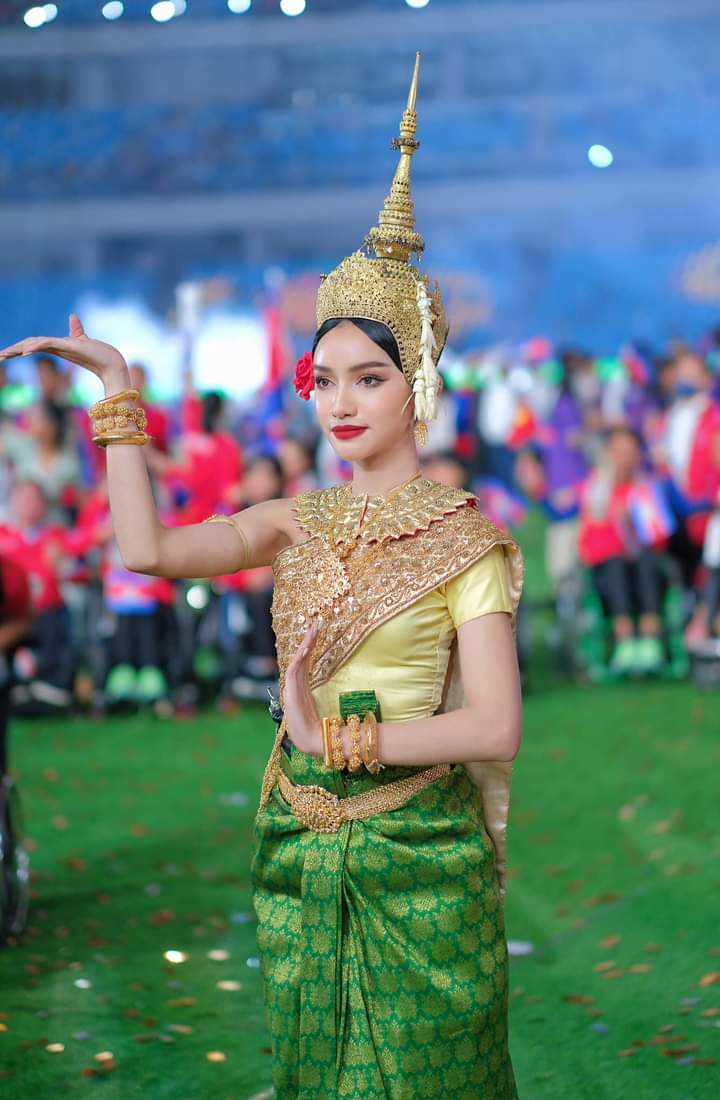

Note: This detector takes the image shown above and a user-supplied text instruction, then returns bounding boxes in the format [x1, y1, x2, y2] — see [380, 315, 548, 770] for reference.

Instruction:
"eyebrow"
[313, 361, 391, 374]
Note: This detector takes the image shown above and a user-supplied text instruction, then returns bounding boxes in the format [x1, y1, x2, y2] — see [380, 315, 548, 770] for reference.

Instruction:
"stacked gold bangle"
[361, 710, 382, 776]
[347, 714, 363, 773]
[321, 711, 382, 775]
[89, 388, 152, 447]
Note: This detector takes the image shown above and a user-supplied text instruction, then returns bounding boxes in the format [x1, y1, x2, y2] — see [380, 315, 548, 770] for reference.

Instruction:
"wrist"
[308, 718, 324, 759]
[102, 367, 133, 399]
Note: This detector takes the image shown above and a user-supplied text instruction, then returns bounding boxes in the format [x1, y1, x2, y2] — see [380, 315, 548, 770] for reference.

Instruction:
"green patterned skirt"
[250, 744, 519, 1099]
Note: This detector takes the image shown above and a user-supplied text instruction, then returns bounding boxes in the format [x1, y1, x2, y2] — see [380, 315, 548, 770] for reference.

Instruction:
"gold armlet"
[203, 514, 251, 569]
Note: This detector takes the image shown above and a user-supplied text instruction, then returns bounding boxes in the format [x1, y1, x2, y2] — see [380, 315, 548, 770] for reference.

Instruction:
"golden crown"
[315, 52, 449, 423]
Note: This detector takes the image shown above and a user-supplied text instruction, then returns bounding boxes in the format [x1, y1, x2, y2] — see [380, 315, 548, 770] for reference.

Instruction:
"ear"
[436, 373, 445, 396]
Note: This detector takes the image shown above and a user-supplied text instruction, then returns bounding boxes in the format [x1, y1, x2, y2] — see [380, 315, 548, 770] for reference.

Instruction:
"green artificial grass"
[2, 682, 718, 1099]
[1, 508, 718, 1097]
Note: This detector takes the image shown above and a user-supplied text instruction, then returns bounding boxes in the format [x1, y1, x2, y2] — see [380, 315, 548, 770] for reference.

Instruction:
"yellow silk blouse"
[311, 543, 514, 724]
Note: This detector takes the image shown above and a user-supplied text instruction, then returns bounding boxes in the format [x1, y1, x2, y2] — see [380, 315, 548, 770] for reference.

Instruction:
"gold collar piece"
[293, 475, 475, 553]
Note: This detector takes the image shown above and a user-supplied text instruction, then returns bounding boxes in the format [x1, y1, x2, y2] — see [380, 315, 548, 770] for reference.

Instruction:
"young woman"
[0, 55, 524, 1099]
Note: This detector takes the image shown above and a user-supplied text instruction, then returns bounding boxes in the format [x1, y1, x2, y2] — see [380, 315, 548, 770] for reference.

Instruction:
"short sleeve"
[443, 544, 514, 629]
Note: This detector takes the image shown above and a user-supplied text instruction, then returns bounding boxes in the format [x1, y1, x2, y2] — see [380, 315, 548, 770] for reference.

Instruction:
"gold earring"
[414, 420, 428, 447]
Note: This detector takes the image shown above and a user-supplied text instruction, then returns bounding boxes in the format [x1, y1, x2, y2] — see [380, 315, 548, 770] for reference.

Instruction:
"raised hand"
[0, 313, 127, 384]
[281, 617, 323, 756]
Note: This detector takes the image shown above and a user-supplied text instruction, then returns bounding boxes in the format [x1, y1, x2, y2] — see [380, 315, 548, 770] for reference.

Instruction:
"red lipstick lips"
[331, 426, 368, 439]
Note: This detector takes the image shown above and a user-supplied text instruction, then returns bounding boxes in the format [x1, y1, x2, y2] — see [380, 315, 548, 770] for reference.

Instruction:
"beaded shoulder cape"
[260, 475, 525, 896]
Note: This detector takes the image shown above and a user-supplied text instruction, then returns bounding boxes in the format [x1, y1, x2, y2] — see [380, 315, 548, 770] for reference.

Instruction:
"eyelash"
[314, 375, 383, 388]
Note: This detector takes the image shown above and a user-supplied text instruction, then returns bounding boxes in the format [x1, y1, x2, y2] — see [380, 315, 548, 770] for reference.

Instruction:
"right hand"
[0, 313, 127, 384]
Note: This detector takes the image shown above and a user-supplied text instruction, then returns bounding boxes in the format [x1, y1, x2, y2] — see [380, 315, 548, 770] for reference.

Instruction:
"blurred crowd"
[2, 325, 720, 723]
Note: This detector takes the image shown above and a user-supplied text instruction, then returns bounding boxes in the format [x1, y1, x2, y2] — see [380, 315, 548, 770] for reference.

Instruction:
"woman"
[0, 398, 81, 523]
[0, 55, 524, 1098]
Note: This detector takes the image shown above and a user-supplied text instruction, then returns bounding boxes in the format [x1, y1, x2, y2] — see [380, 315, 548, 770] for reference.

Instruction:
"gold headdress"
[315, 52, 449, 425]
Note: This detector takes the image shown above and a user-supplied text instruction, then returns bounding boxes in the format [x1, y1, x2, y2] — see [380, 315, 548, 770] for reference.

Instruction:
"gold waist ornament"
[277, 763, 451, 834]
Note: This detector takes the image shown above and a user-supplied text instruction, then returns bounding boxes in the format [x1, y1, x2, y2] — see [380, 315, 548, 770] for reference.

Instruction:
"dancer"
[0, 54, 524, 1099]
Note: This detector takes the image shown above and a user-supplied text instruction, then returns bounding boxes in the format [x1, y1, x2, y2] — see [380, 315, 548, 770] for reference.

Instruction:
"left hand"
[282, 617, 323, 756]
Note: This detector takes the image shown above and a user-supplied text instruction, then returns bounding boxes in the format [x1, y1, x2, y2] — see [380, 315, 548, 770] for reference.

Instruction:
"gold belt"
[277, 763, 451, 834]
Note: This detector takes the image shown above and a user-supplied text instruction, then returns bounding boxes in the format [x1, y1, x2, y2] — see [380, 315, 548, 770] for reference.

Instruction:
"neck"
[349, 464, 423, 498]
[348, 439, 423, 498]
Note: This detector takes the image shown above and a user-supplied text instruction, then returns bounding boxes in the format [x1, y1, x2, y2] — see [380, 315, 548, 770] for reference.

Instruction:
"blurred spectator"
[0, 482, 76, 709]
[0, 399, 82, 523]
[653, 351, 720, 645]
[579, 426, 672, 674]
[157, 390, 244, 523]
[129, 361, 170, 454]
[0, 552, 32, 775]
[35, 355, 71, 407]
[276, 436, 318, 496]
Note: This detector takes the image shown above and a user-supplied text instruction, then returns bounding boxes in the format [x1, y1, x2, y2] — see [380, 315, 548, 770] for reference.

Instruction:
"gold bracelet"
[347, 713, 363, 773]
[362, 711, 383, 775]
[93, 431, 152, 448]
[91, 406, 148, 434]
[329, 715, 346, 771]
[321, 717, 334, 768]
[89, 388, 141, 416]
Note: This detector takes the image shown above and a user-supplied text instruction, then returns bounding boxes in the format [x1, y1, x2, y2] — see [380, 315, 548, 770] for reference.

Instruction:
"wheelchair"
[549, 560, 688, 683]
[0, 672, 30, 946]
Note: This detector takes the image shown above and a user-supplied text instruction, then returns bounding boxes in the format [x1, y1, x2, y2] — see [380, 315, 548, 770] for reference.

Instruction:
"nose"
[330, 380, 357, 420]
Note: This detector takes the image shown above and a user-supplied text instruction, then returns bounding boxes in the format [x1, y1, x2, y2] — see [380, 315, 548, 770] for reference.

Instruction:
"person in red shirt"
[153, 391, 244, 525]
[0, 480, 100, 708]
[211, 454, 284, 704]
[578, 426, 672, 674]
[0, 553, 32, 775]
[128, 362, 169, 454]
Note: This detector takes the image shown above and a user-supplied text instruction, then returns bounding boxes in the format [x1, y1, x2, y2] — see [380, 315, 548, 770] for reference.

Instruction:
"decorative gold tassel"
[414, 420, 428, 447]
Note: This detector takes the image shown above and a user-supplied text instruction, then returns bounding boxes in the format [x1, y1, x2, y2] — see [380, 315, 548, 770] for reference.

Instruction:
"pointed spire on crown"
[366, 51, 425, 262]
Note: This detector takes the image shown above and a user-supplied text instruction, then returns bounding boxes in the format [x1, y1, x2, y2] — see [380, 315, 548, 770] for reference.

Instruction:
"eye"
[358, 374, 383, 386]
[314, 375, 330, 388]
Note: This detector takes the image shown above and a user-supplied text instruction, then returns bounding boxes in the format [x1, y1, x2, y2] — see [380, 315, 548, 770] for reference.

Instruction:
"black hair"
[35, 354, 61, 374]
[311, 318, 403, 373]
[39, 399, 69, 448]
[201, 391, 224, 434]
[249, 452, 284, 482]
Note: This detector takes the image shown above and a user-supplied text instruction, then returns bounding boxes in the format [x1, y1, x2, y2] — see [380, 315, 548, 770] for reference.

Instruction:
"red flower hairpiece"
[293, 351, 315, 400]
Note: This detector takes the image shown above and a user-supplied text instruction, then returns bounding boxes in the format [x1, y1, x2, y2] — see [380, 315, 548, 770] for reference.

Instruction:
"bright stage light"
[228, 0, 251, 11]
[23, 6, 47, 27]
[405, 0, 430, 8]
[173, 0, 187, 13]
[102, 0, 124, 18]
[280, 0, 306, 15]
[588, 144, 613, 168]
[150, 1, 176, 22]
[43, 3, 58, 20]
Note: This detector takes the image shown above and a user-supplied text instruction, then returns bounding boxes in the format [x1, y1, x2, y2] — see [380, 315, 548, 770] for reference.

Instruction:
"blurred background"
[1, 4, 719, 1096]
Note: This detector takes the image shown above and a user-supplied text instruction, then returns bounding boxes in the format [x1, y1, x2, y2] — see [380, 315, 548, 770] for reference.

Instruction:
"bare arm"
[0, 617, 32, 654]
[102, 372, 298, 576]
[0, 315, 295, 579]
